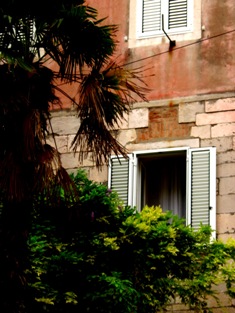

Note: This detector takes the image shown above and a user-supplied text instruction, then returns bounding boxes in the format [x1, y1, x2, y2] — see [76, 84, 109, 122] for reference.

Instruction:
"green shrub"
[28, 170, 235, 313]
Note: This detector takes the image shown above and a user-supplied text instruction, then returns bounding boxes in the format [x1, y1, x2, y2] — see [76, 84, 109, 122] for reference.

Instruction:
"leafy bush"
[28, 170, 235, 313]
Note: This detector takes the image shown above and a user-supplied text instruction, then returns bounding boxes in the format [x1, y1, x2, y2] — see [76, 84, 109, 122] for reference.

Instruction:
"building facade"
[49, 1, 235, 310]
[50, 0, 235, 241]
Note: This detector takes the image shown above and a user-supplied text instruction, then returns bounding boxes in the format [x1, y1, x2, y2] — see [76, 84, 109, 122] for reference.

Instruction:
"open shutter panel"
[168, 0, 188, 29]
[190, 150, 211, 230]
[142, 0, 161, 33]
[109, 157, 130, 206]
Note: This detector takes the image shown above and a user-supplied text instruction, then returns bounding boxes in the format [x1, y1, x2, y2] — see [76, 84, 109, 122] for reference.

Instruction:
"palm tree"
[0, 0, 148, 311]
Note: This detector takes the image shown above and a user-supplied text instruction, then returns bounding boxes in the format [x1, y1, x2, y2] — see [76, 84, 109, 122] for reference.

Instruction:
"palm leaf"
[72, 60, 149, 166]
[0, 0, 150, 196]
[44, 4, 117, 79]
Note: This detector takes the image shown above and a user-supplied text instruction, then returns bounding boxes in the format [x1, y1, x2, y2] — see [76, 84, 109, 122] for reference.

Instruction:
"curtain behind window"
[142, 155, 186, 219]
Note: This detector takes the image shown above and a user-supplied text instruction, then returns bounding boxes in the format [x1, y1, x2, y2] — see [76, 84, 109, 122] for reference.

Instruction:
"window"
[128, 0, 201, 48]
[108, 147, 216, 236]
[137, 0, 193, 38]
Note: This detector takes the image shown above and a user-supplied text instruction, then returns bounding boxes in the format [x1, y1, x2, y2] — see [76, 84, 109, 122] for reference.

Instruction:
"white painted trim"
[209, 147, 217, 239]
[186, 148, 191, 226]
[133, 147, 189, 156]
[128, 154, 135, 207]
[107, 158, 112, 189]
[132, 153, 138, 209]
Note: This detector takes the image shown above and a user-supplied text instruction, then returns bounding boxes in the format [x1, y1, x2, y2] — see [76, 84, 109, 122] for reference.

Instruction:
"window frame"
[108, 147, 216, 238]
[128, 0, 201, 48]
[132, 147, 188, 212]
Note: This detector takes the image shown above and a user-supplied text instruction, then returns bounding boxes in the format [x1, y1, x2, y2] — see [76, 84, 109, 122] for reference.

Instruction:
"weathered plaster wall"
[85, 0, 235, 100]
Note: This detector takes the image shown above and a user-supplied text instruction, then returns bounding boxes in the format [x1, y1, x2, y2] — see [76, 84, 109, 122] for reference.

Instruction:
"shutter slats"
[110, 157, 129, 205]
[142, 0, 161, 33]
[169, 0, 188, 29]
[141, 0, 189, 35]
[191, 151, 210, 230]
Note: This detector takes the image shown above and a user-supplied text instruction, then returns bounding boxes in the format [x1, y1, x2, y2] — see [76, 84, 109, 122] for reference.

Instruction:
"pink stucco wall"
[89, 0, 235, 100]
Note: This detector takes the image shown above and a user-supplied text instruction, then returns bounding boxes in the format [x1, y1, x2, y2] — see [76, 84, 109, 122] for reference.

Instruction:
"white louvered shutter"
[142, 0, 162, 33]
[189, 148, 216, 233]
[168, 0, 188, 29]
[108, 156, 132, 206]
[139, 0, 192, 37]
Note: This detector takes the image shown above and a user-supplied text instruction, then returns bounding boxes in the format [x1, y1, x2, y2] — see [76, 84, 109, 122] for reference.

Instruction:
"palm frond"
[34, 144, 78, 202]
[44, 4, 117, 79]
[0, 143, 77, 203]
[0, 153, 30, 202]
[72, 60, 150, 166]
[0, 2, 117, 78]
[0, 0, 150, 199]
[0, 62, 69, 202]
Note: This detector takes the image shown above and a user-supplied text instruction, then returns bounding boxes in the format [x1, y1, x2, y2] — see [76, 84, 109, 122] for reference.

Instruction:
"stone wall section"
[49, 92, 235, 312]
[49, 92, 235, 241]
[189, 96, 235, 241]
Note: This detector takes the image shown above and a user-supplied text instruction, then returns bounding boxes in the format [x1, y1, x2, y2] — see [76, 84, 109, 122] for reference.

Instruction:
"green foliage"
[28, 170, 235, 313]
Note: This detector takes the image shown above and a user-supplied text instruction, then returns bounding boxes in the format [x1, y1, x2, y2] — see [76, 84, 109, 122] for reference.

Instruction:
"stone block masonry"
[49, 92, 235, 241]
[49, 92, 235, 313]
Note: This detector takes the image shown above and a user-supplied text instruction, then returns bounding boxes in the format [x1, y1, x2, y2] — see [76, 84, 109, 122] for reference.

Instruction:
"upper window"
[108, 147, 216, 237]
[128, 0, 201, 48]
[138, 0, 193, 38]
